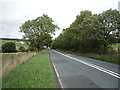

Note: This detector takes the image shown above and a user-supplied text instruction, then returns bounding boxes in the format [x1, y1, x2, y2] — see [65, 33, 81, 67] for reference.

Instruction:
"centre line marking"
[53, 50, 120, 79]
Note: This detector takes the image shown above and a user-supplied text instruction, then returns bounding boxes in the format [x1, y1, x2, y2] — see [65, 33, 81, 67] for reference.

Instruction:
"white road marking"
[52, 50, 120, 79]
[51, 58, 64, 88]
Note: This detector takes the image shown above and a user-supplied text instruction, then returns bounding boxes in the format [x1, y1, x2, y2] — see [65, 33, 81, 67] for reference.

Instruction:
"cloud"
[0, 0, 119, 39]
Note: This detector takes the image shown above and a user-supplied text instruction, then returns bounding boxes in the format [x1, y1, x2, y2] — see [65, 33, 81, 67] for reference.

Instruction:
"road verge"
[2, 50, 56, 88]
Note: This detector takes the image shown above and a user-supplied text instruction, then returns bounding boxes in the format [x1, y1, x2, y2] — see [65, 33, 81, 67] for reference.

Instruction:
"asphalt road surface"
[49, 50, 120, 88]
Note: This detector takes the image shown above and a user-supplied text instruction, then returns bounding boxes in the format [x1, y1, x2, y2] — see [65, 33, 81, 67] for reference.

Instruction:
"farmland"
[0, 40, 29, 51]
[1, 39, 57, 88]
[1, 6, 120, 88]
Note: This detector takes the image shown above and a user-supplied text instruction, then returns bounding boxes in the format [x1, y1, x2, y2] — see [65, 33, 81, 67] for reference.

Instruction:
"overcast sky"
[0, 0, 119, 39]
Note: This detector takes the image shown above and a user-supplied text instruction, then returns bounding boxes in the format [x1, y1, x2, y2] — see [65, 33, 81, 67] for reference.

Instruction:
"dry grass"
[2, 52, 38, 77]
[2, 50, 56, 88]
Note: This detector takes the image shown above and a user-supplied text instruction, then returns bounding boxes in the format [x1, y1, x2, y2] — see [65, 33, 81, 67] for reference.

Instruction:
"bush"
[2, 42, 16, 53]
[25, 48, 29, 52]
[29, 46, 38, 51]
[19, 46, 25, 52]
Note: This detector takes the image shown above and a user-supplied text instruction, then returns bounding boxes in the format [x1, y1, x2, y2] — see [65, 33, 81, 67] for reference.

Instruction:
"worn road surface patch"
[61, 75, 100, 88]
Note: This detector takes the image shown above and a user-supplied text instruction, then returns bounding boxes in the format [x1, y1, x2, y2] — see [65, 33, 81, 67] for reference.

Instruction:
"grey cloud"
[0, 0, 118, 39]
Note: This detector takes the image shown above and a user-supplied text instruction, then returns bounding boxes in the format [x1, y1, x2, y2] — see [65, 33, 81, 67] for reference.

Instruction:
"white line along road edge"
[51, 57, 64, 88]
[52, 50, 120, 79]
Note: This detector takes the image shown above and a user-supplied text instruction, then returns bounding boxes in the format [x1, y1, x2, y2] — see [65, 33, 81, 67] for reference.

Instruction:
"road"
[49, 50, 120, 88]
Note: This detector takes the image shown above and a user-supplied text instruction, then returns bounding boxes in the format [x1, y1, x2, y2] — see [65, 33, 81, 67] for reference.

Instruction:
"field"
[0, 40, 29, 51]
[0, 40, 16, 46]
[2, 50, 56, 88]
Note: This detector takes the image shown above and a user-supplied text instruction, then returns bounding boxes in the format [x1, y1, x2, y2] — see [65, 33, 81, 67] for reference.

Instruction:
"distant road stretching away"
[49, 50, 120, 88]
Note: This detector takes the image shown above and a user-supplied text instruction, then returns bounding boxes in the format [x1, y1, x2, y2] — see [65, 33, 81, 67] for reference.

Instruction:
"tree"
[99, 9, 120, 45]
[70, 10, 92, 30]
[20, 14, 59, 51]
[51, 10, 92, 51]
[52, 9, 120, 54]
[19, 46, 25, 52]
[2, 42, 16, 53]
[78, 15, 105, 53]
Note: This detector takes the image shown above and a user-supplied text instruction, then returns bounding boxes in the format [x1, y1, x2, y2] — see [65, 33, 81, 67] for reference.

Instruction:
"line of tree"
[51, 9, 120, 54]
[0, 38, 19, 40]
[20, 14, 59, 51]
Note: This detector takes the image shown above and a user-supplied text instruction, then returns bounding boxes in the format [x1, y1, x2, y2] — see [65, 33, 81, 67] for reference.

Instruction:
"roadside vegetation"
[58, 47, 119, 64]
[2, 50, 56, 88]
[1, 9, 119, 88]
[51, 9, 120, 64]
[111, 43, 120, 50]
[20, 14, 59, 51]
[0, 40, 16, 45]
[0, 40, 29, 51]
[2, 52, 37, 77]
[1, 14, 59, 88]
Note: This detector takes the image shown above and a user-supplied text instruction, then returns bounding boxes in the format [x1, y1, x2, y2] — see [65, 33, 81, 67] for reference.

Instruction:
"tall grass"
[2, 50, 56, 88]
[2, 52, 37, 76]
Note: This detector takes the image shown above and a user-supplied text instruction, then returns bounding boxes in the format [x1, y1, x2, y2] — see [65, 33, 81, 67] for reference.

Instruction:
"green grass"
[0, 40, 28, 50]
[0, 40, 16, 46]
[16, 43, 29, 50]
[111, 43, 120, 50]
[2, 50, 56, 88]
[57, 49, 119, 64]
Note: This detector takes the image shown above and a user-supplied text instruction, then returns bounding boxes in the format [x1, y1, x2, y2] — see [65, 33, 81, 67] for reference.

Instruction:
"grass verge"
[57, 49, 119, 65]
[2, 50, 56, 88]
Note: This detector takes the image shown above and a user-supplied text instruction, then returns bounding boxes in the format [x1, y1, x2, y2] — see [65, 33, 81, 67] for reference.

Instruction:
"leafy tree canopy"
[20, 14, 59, 51]
[51, 9, 120, 54]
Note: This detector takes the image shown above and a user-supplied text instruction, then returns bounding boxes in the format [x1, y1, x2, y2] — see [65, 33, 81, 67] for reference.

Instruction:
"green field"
[2, 50, 56, 88]
[0, 40, 16, 46]
[0, 40, 28, 51]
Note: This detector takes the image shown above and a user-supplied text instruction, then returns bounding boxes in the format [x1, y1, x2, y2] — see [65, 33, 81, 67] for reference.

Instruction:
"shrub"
[2, 42, 16, 53]
[25, 48, 29, 52]
[29, 46, 38, 51]
[19, 46, 25, 52]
